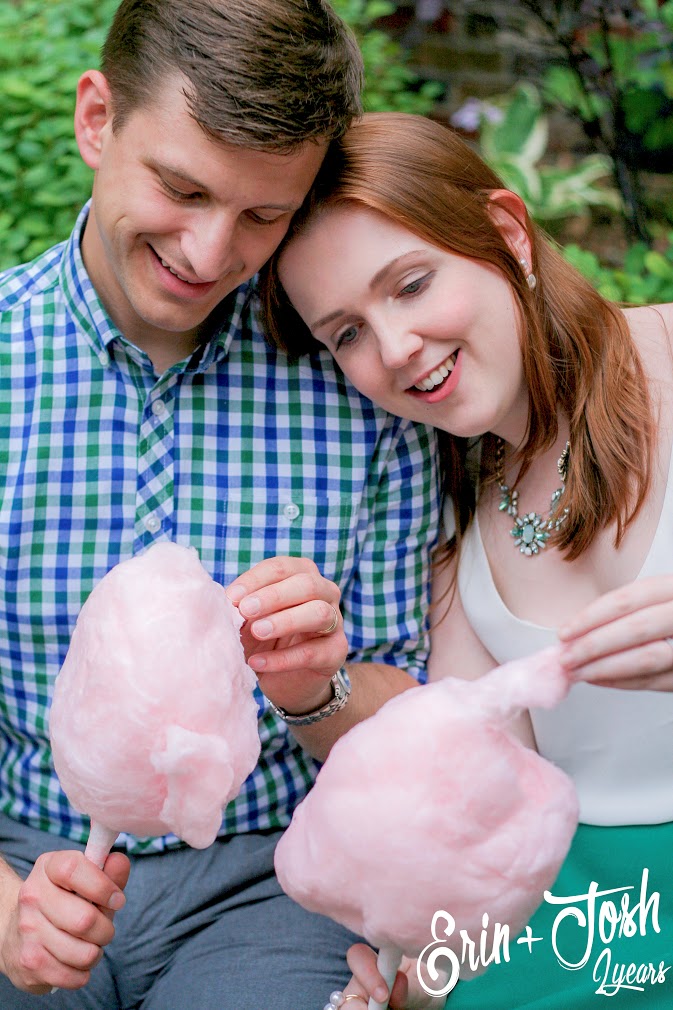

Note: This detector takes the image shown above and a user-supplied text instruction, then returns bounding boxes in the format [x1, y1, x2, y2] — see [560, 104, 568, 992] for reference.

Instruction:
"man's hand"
[0, 849, 129, 993]
[227, 556, 348, 716]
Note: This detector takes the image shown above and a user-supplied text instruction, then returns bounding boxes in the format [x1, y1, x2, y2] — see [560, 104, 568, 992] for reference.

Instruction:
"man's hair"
[101, 0, 363, 151]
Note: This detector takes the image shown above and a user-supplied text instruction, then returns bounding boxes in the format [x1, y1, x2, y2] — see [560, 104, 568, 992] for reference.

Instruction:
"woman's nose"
[377, 327, 424, 370]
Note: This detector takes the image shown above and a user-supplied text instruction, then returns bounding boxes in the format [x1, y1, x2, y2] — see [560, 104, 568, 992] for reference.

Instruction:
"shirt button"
[98, 350, 110, 367]
[152, 399, 167, 416]
[283, 503, 300, 521]
[144, 514, 161, 533]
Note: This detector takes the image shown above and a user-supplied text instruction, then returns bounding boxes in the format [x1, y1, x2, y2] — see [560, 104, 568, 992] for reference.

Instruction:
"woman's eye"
[336, 324, 359, 349]
[399, 274, 430, 297]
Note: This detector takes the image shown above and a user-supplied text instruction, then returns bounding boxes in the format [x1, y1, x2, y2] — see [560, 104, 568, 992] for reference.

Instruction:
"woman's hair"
[259, 112, 654, 559]
[101, 0, 363, 151]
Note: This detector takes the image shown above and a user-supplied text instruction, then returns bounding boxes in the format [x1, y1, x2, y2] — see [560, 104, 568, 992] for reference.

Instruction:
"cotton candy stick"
[84, 821, 120, 870]
[368, 945, 403, 1010]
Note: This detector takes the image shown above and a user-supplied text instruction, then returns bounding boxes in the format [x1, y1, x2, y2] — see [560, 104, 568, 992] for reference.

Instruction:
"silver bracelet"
[267, 667, 351, 726]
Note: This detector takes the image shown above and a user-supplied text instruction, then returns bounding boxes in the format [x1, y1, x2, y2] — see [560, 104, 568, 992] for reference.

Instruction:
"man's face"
[78, 75, 326, 354]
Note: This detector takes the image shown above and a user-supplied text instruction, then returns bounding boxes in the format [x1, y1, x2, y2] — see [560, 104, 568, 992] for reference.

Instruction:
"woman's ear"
[74, 70, 114, 171]
[487, 189, 533, 267]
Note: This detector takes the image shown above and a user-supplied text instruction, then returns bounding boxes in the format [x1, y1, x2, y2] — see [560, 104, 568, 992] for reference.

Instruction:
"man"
[0, 2, 439, 1007]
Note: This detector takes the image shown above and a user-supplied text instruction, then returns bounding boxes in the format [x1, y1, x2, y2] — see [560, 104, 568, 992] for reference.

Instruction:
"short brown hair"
[260, 112, 654, 559]
[101, 0, 363, 150]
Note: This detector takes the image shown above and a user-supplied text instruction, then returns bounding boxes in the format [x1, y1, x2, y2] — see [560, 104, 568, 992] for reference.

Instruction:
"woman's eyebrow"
[369, 251, 423, 291]
[311, 250, 426, 332]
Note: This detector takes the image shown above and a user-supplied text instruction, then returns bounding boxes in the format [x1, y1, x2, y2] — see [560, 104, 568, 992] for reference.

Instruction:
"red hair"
[260, 112, 654, 558]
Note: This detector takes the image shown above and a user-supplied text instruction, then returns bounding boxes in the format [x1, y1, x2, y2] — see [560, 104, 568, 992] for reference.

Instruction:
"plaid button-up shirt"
[0, 204, 440, 854]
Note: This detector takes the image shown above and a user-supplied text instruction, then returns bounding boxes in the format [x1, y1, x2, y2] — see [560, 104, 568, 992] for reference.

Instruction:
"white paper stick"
[84, 821, 119, 869]
[368, 944, 403, 1010]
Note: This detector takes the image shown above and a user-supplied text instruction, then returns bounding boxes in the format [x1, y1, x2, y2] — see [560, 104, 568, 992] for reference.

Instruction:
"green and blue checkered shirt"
[0, 204, 440, 854]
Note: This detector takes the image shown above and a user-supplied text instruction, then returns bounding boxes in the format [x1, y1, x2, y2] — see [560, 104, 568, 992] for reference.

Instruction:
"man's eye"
[247, 211, 285, 226]
[162, 182, 201, 202]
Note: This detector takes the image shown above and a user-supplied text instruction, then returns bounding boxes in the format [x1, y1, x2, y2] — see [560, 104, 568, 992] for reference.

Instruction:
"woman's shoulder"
[623, 301, 673, 344]
[622, 303, 673, 381]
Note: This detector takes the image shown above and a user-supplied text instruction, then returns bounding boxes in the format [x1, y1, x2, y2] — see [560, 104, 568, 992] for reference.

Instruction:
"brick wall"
[378, 1, 557, 110]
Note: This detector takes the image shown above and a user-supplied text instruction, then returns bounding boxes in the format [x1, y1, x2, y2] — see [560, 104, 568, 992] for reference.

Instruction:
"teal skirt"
[444, 821, 673, 1008]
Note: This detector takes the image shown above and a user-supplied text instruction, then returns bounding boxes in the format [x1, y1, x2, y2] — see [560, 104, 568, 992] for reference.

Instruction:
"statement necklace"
[496, 438, 570, 556]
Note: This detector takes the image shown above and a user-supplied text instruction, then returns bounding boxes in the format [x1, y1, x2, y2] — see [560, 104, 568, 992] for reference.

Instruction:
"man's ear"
[487, 189, 533, 267]
[74, 70, 114, 171]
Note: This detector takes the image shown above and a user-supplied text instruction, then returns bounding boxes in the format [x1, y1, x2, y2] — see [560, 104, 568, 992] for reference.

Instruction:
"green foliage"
[511, 0, 673, 240]
[476, 85, 622, 223]
[0, 0, 119, 269]
[0, 0, 441, 271]
[332, 0, 443, 113]
[540, 1, 673, 165]
[563, 234, 673, 304]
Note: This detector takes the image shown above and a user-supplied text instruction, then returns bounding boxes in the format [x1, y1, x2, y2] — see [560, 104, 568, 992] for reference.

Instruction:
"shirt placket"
[135, 377, 177, 551]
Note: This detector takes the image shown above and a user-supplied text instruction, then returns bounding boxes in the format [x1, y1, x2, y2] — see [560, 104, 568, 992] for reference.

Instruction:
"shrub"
[0, 0, 118, 268]
[563, 234, 673, 304]
[470, 84, 622, 223]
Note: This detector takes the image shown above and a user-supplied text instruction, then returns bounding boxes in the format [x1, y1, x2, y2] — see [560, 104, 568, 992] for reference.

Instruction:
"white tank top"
[455, 473, 673, 826]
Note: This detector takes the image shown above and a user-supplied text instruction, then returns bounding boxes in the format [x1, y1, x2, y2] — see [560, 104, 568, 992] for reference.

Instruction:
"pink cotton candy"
[50, 542, 260, 862]
[274, 647, 579, 966]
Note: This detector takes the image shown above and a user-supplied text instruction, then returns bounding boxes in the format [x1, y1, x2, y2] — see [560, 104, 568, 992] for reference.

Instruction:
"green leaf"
[644, 251, 673, 280]
[0, 77, 38, 100]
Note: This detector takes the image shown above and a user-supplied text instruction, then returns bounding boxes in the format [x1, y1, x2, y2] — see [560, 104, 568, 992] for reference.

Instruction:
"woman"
[260, 113, 673, 1008]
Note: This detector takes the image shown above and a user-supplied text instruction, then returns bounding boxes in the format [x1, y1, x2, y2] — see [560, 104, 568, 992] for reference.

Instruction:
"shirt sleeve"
[340, 417, 441, 684]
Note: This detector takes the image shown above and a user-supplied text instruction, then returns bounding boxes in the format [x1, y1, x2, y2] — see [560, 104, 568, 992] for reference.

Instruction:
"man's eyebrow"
[311, 251, 426, 333]
[147, 159, 209, 190]
[148, 159, 299, 210]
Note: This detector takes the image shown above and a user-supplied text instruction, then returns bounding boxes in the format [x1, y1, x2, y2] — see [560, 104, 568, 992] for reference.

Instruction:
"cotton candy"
[274, 648, 578, 968]
[50, 542, 260, 865]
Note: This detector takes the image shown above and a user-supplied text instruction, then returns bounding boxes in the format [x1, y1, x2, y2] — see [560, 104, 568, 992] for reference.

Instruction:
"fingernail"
[374, 985, 388, 1002]
[108, 892, 125, 911]
[250, 655, 266, 670]
[239, 595, 261, 617]
[226, 584, 246, 604]
[253, 619, 273, 639]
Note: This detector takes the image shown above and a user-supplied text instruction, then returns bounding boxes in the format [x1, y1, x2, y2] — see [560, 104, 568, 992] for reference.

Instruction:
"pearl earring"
[519, 256, 537, 291]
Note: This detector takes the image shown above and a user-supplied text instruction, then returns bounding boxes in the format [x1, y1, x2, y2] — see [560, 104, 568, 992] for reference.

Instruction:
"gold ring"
[325, 991, 368, 1008]
[318, 604, 339, 636]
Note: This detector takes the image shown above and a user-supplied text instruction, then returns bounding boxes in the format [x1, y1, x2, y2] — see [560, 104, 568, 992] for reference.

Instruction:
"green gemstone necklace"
[495, 439, 570, 556]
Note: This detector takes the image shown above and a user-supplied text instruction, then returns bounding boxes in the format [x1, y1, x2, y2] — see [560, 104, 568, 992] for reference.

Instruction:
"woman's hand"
[558, 575, 673, 690]
[226, 556, 348, 715]
[342, 944, 447, 1009]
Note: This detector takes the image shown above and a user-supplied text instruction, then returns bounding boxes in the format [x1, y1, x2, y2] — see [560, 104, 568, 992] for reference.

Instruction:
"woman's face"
[278, 205, 530, 444]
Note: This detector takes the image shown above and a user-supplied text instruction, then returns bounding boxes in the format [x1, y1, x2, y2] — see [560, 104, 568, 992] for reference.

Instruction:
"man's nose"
[182, 212, 239, 283]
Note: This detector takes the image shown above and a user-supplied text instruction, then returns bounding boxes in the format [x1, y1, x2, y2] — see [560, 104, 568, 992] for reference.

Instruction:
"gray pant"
[0, 814, 358, 1009]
